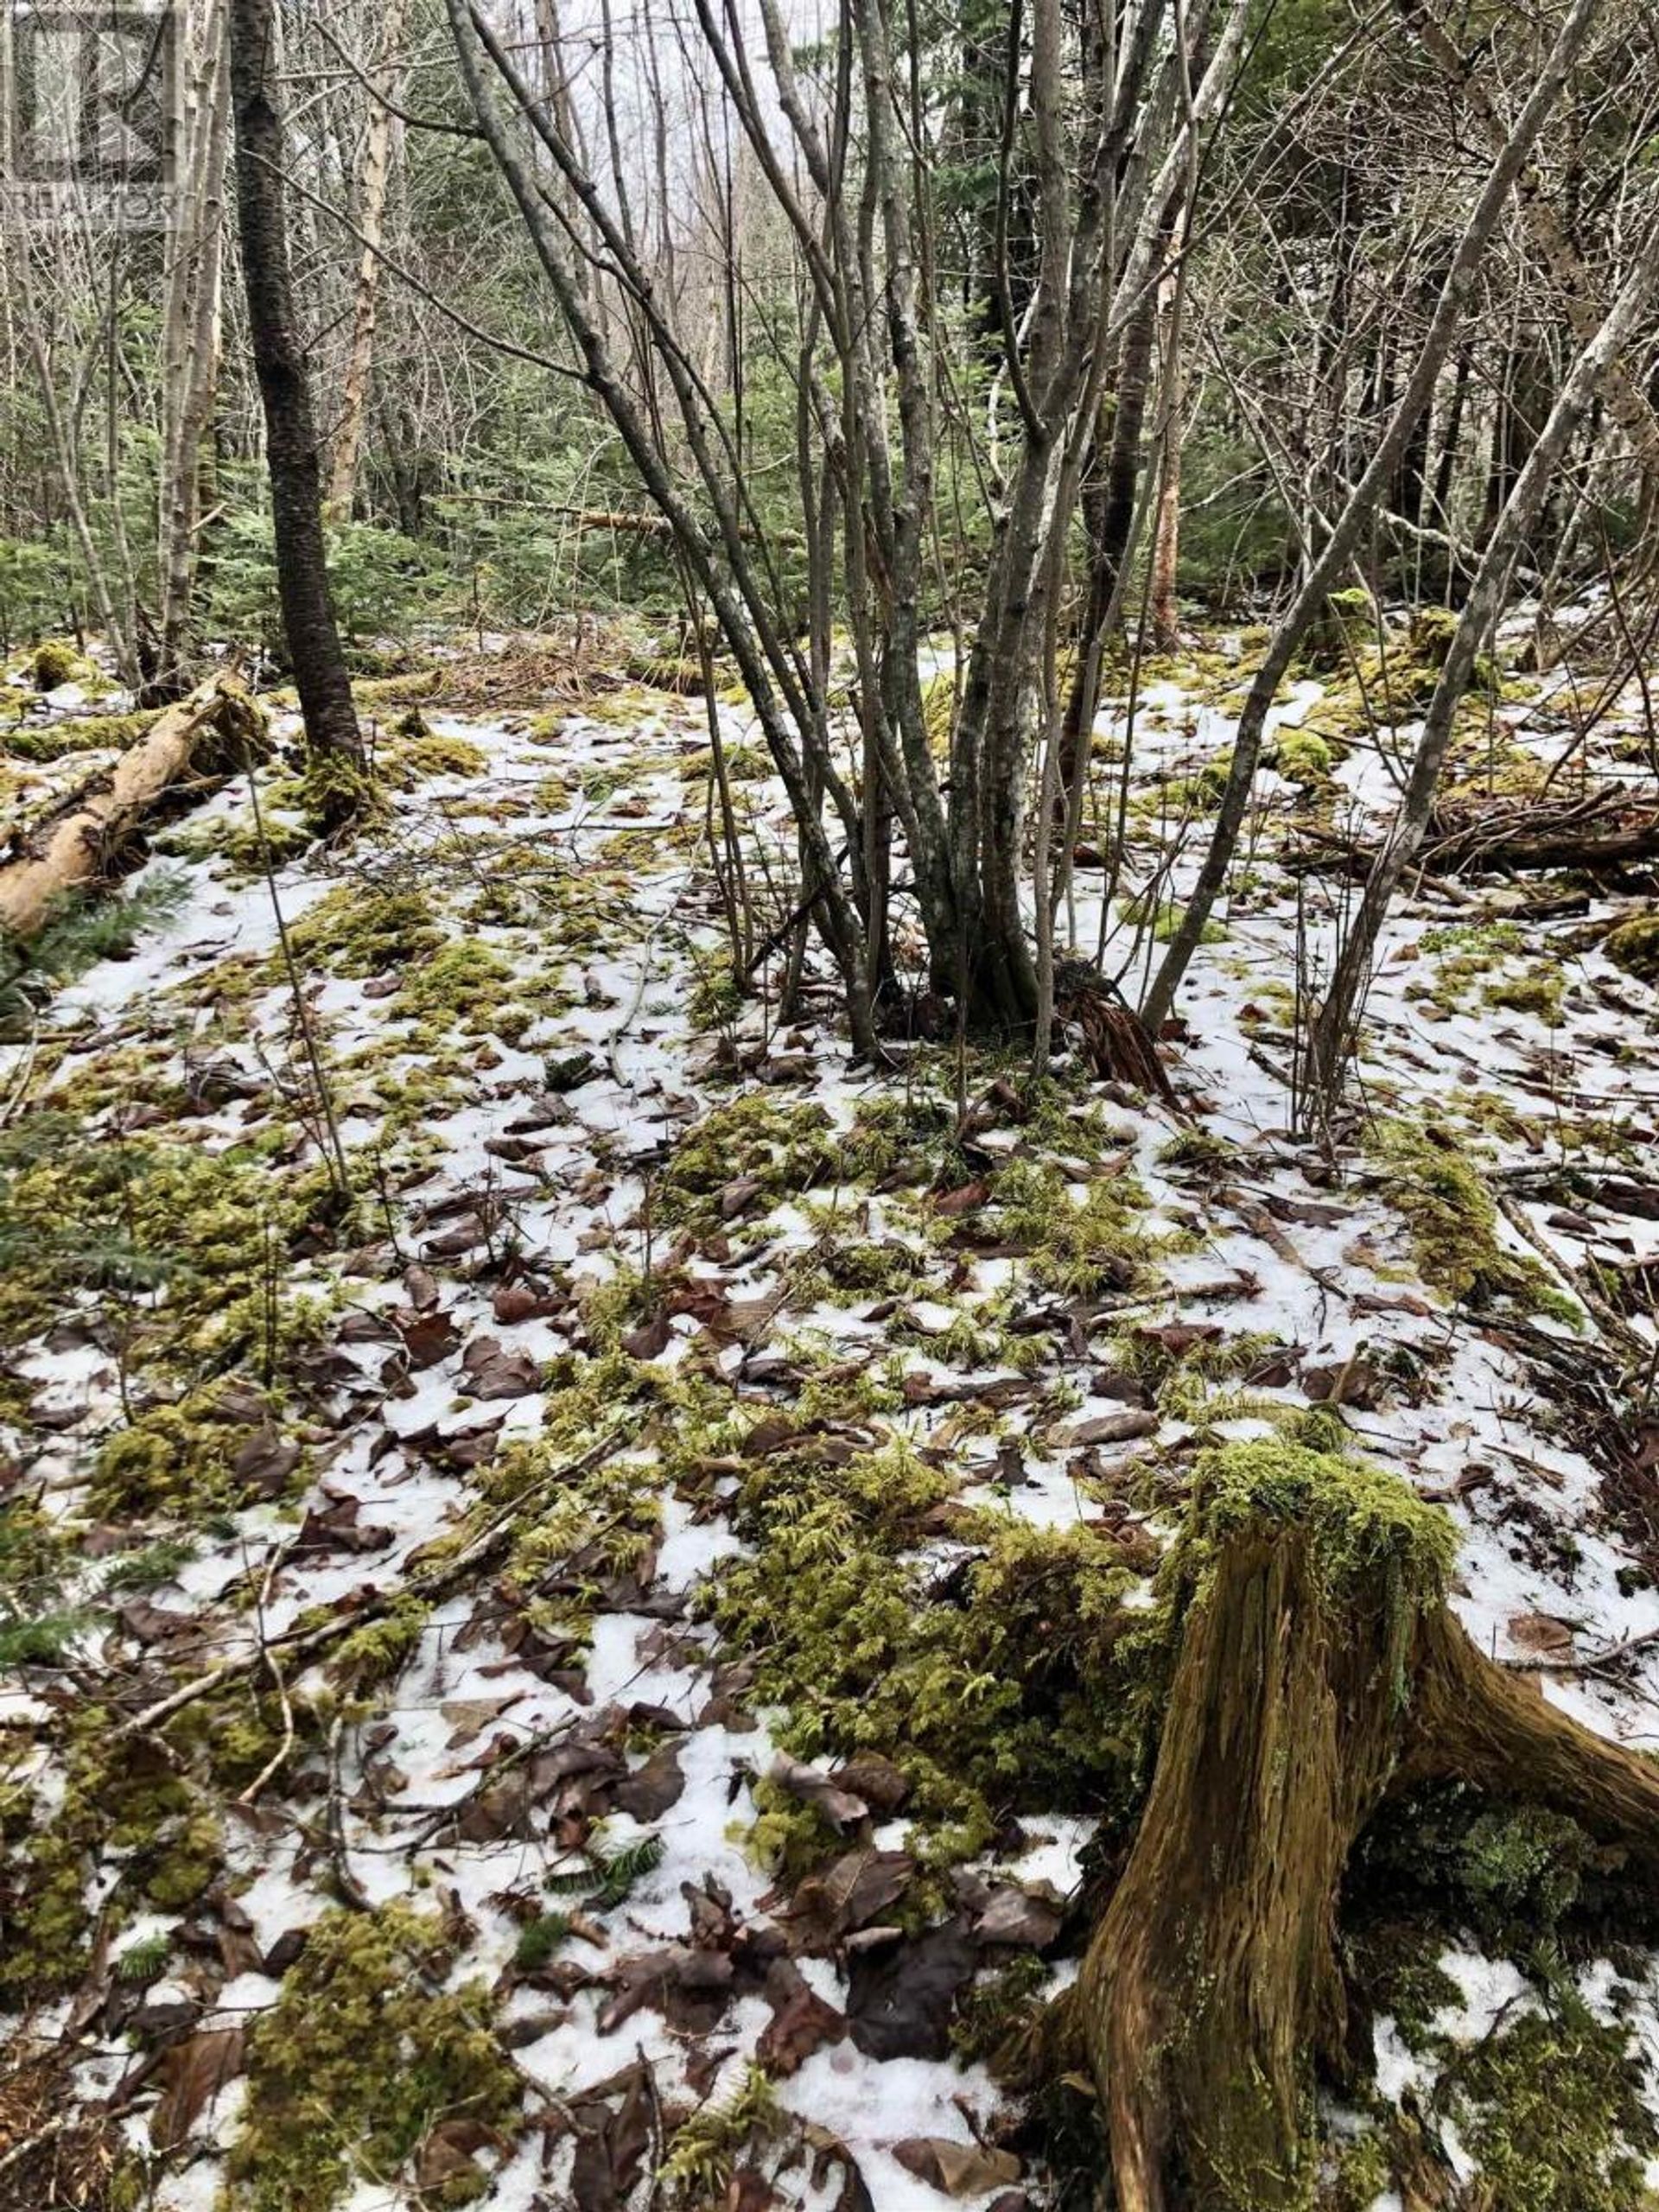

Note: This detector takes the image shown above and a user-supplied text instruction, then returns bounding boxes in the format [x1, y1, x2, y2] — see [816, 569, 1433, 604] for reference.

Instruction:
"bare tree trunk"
[326, 0, 410, 521]
[1147, 266, 1184, 650]
[1141, 0, 1601, 1036]
[1306, 207, 1659, 1100]
[156, 0, 232, 699]
[228, 0, 365, 807]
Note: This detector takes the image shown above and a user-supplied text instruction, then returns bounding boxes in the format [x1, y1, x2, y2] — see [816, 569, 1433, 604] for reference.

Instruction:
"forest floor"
[4, 618, 1659, 2212]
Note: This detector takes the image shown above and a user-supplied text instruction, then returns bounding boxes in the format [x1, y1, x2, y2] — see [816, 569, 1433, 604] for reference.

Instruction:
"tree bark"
[228, 0, 365, 805]
[155, 0, 232, 700]
[1075, 1443, 1659, 2212]
[326, 0, 410, 522]
[1141, 0, 1600, 1035]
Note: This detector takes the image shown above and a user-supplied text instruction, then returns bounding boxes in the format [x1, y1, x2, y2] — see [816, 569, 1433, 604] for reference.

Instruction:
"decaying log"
[1073, 1443, 1659, 2211]
[0, 672, 267, 938]
[1291, 792, 1659, 881]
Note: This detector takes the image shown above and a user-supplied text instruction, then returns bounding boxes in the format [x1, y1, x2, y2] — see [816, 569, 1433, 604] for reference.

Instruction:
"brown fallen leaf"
[149, 2026, 245, 2152]
[1065, 1408, 1160, 1447]
[769, 1752, 868, 1830]
[397, 1306, 461, 1370]
[620, 1311, 673, 1360]
[757, 1958, 848, 2075]
[461, 1336, 544, 1400]
[1507, 1611, 1575, 1659]
[892, 2139, 1021, 2197]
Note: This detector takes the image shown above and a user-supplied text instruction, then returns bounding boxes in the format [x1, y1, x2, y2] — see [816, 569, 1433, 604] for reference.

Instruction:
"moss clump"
[658, 2066, 783, 2204]
[838, 1087, 960, 1185]
[1408, 606, 1459, 665]
[1116, 889, 1226, 944]
[384, 728, 488, 786]
[396, 938, 519, 1036]
[951, 1951, 1052, 2075]
[3, 708, 158, 762]
[90, 1385, 296, 1516]
[1484, 972, 1564, 1023]
[0, 1122, 340, 1382]
[0, 1717, 224, 2001]
[1180, 1440, 1456, 1618]
[1305, 586, 1374, 669]
[330, 1594, 430, 1690]
[706, 1429, 1154, 1860]
[226, 1904, 519, 2212]
[283, 883, 442, 979]
[1370, 1118, 1545, 1309]
[991, 1155, 1156, 1299]
[1275, 729, 1332, 784]
[298, 748, 382, 830]
[657, 1092, 838, 1228]
[1434, 1990, 1657, 2212]
[27, 639, 92, 689]
[1603, 910, 1659, 983]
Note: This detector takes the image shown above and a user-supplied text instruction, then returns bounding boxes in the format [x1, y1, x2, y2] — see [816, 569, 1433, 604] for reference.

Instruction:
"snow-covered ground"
[3, 633, 1658, 2209]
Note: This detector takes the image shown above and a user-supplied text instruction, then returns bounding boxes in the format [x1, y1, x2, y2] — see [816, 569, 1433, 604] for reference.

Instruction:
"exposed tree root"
[1073, 1442, 1659, 2211]
[1053, 959, 1178, 1103]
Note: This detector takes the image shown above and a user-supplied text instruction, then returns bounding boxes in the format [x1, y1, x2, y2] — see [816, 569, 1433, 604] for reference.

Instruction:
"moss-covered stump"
[1071, 1443, 1659, 2212]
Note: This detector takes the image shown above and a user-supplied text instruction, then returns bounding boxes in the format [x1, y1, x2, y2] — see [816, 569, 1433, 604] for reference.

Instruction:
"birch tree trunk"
[1147, 269, 1183, 652]
[155, 0, 232, 699]
[325, 0, 410, 522]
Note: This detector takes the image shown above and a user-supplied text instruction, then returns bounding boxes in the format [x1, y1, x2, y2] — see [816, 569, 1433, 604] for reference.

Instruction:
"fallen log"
[1290, 792, 1659, 880]
[0, 672, 266, 938]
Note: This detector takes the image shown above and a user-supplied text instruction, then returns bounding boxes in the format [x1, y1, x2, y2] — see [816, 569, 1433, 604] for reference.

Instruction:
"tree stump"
[1074, 1442, 1659, 2211]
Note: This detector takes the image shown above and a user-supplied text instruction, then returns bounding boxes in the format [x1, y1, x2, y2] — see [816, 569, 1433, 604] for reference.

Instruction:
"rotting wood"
[0, 672, 267, 938]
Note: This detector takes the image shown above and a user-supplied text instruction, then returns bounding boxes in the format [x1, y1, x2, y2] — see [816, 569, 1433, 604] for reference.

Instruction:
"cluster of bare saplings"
[5, 0, 1659, 2198]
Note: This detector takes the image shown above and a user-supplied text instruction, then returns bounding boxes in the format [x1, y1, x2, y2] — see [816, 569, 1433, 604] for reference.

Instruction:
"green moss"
[705, 1428, 1155, 1861]
[1408, 607, 1459, 665]
[1325, 2130, 1392, 2212]
[28, 639, 92, 689]
[330, 1595, 430, 1691]
[512, 1911, 570, 1970]
[1275, 730, 1332, 784]
[0, 1123, 342, 1383]
[658, 1092, 838, 1228]
[1304, 586, 1375, 670]
[1435, 1991, 1657, 2212]
[299, 748, 382, 829]
[90, 1386, 296, 1516]
[0, 1714, 224, 2002]
[385, 729, 489, 786]
[658, 2066, 782, 2202]
[951, 1952, 1052, 2075]
[1604, 910, 1659, 983]
[990, 1154, 1156, 1299]
[1117, 889, 1226, 944]
[1484, 973, 1565, 1023]
[1370, 1118, 1545, 1309]
[282, 884, 443, 980]
[3, 707, 159, 761]
[1181, 1440, 1456, 1619]
[225, 1904, 519, 2212]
